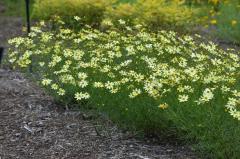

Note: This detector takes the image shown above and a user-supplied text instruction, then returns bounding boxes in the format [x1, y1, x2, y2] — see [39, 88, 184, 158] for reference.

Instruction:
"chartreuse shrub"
[32, 0, 115, 27]
[7, 20, 240, 158]
[104, 0, 197, 32]
[136, 0, 196, 31]
[32, 0, 198, 31]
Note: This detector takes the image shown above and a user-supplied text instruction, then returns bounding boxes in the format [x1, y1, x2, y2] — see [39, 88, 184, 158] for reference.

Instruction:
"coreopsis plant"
[7, 19, 240, 158]
[7, 20, 240, 120]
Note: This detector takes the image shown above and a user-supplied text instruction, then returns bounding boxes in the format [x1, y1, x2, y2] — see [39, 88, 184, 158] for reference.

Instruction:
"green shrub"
[7, 20, 240, 158]
[32, 0, 115, 27]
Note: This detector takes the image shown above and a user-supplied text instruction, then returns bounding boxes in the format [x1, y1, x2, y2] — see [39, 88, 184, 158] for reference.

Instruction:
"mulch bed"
[0, 69, 196, 159]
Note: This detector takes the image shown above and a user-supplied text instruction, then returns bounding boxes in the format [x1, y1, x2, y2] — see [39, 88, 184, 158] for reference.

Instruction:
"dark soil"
[0, 12, 197, 158]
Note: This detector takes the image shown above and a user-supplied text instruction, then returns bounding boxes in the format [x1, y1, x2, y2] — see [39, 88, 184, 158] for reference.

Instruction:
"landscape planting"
[1, 0, 240, 158]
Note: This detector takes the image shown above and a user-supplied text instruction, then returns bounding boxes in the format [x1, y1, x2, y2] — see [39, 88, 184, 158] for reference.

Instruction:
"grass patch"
[215, 0, 240, 43]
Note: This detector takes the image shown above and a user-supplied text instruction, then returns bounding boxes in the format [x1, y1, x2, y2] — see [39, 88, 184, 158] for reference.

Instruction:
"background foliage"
[32, 0, 198, 31]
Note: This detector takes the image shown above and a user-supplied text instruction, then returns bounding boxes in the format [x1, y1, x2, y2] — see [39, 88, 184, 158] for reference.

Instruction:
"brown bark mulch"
[0, 69, 196, 159]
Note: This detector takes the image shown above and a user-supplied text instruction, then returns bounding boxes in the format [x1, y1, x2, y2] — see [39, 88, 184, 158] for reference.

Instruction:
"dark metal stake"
[0, 47, 4, 64]
[25, 0, 33, 72]
[25, 0, 31, 34]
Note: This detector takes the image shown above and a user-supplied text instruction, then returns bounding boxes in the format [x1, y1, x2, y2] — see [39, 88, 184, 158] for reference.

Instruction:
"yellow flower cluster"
[7, 20, 240, 120]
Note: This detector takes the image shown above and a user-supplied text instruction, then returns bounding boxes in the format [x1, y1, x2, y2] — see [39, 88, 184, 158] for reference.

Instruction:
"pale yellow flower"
[158, 103, 169, 110]
[231, 20, 237, 26]
[210, 19, 217, 25]
[42, 79, 52, 86]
